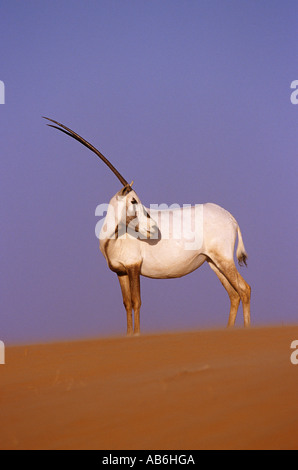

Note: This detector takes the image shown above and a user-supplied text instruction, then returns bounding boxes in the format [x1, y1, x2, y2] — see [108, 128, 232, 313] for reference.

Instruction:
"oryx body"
[100, 198, 206, 279]
[45, 118, 251, 336]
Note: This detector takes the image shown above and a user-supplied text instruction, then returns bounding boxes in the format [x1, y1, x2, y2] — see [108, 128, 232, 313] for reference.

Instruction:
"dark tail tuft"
[236, 226, 248, 267]
[238, 252, 248, 267]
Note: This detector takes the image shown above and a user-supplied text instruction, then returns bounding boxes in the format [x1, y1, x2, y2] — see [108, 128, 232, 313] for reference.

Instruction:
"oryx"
[44, 117, 251, 336]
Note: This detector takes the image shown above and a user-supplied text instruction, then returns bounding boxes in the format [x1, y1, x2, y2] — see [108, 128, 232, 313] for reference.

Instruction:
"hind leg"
[208, 260, 241, 327]
[209, 256, 251, 327]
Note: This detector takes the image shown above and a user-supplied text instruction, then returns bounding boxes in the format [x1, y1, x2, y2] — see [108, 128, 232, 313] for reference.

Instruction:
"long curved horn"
[43, 117, 129, 187]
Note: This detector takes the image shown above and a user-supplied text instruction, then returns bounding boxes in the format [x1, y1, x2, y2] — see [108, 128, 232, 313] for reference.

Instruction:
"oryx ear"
[120, 183, 133, 196]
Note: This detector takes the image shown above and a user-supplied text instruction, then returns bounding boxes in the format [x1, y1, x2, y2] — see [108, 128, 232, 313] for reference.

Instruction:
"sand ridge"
[1, 326, 298, 450]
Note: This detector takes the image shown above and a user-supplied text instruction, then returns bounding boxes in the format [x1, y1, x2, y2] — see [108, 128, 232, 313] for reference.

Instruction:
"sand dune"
[1, 326, 298, 450]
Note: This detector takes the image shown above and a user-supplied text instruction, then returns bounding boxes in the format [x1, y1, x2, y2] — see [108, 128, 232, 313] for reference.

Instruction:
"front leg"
[118, 274, 133, 336]
[127, 264, 142, 336]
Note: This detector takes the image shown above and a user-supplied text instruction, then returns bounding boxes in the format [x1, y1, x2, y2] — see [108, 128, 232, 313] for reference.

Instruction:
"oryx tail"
[236, 225, 248, 267]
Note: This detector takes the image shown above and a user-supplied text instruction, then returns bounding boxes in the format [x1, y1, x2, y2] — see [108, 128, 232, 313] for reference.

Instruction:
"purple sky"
[1, 1, 297, 344]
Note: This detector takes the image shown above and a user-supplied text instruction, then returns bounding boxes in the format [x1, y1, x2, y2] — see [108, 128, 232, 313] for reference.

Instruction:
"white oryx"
[45, 118, 251, 336]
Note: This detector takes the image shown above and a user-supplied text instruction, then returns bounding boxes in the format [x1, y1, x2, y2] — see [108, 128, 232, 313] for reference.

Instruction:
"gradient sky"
[1, 0, 297, 344]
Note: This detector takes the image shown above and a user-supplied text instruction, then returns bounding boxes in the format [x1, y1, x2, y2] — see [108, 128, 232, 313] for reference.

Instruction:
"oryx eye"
[131, 198, 138, 205]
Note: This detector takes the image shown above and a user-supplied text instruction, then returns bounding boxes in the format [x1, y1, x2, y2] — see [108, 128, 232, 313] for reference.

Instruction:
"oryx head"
[44, 117, 158, 239]
[114, 183, 158, 239]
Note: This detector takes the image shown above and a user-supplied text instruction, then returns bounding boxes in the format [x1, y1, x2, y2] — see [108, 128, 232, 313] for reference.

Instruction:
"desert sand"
[1, 325, 298, 450]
